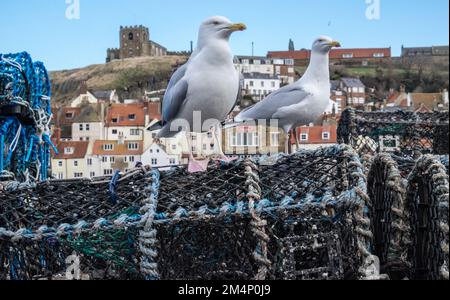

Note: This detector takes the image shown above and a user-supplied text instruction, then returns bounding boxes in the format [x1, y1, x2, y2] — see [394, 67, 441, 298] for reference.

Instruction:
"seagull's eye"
[213, 21, 220, 25]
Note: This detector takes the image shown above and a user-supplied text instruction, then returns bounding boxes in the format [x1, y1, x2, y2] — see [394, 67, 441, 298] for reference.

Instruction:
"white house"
[70, 90, 119, 108]
[91, 140, 144, 175]
[71, 104, 106, 142]
[141, 143, 179, 170]
[242, 73, 281, 102]
[234, 56, 274, 76]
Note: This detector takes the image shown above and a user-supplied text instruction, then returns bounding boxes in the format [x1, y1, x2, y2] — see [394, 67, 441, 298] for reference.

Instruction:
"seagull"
[149, 16, 246, 172]
[235, 36, 341, 150]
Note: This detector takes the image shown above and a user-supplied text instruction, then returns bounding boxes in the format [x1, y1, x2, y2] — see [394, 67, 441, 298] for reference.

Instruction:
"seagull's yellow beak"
[227, 23, 247, 32]
[328, 41, 341, 48]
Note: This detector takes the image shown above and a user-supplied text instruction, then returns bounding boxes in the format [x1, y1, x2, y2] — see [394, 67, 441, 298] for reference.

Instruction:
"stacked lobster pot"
[0, 52, 56, 186]
[0, 145, 384, 280]
[338, 108, 449, 280]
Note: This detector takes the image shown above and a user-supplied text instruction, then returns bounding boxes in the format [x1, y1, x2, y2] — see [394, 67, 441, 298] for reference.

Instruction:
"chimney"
[79, 80, 88, 94]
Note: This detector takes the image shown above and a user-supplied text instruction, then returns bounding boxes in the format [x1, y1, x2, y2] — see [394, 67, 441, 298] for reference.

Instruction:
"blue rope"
[1, 52, 52, 182]
[109, 170, 121, 204]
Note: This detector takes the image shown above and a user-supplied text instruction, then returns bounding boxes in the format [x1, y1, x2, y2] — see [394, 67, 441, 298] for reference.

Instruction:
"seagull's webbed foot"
[188, 157, 211, 173]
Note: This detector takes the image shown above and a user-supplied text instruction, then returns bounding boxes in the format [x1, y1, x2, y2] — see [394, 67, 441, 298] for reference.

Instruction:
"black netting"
[0, 146, 384, 280]
[338, 109, 449, 158]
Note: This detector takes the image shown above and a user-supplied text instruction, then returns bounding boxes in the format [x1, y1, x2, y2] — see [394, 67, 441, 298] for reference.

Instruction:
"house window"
[110, 157, 115, 163]
[128, 114, 136, 120]
[58, 173, 64, 180]
[261, 81, 265, 87]
[102, 157, 108, 163]
[74, 161, 78, 167]
[342, 53, 354, 59]
[64, 147, 74, 155]
[128, 143, 139, 150]
[104, 144, 114, 151]
[151, 159, 158, 165]
[58, 161, 63, 167]
[90, 172, 96, 178]
[130, 129, 140, 136]
[112, 118, 118, 124]
[87, 158, 92, 166]
[322, 132, 331, 140]
[169, 158, 176, 165]
[74, 173, 83, 178]
[249, 81, 254, 87]
[129, 156, 135, 162]
[79, 124, 84, 131]
[230, 132, 260, 147]
[65, 112, 74, 119]
[104, 169, 113, 176]
[86, 124, 90, 131]
[300, 133, 309, 141]
[171, 144, 177, 150]
[112, 129, 118, 135]
[271, 81, 276, 88]
[271, 132, 280, 146]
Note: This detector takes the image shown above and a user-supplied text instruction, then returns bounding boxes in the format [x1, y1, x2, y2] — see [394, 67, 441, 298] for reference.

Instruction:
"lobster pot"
[1, 52, 54, 182]
[1, 146, 377, 280]
[0, 168, 158, 280]
[154, 145, 375, 280]
[337, 109, 449, 158]
[367, 154, 449, 280]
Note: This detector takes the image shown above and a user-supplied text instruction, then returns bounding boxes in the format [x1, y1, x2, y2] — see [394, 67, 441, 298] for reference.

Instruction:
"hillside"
[50, 55, 188, 106]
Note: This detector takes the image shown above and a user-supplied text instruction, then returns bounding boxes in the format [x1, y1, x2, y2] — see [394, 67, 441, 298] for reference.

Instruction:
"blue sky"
[0, 0, 448, 71]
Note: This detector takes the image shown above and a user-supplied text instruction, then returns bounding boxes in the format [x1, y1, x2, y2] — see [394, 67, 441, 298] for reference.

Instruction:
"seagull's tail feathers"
[147, 121, 164, 132]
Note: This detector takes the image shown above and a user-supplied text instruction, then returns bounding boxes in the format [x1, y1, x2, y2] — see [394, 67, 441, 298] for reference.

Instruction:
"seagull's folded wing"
[236, 84, 311, 121]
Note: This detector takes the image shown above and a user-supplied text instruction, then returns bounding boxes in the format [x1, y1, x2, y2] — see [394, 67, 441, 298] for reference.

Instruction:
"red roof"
[92, 140, 144, 156]
[146, 102, 162, 121]
[106, 103, 146, 127]
[57, 107, 82, 127]
[291, 125, 337, 145]
[268, 48, 391, 60]
[52, 141, 89, 159]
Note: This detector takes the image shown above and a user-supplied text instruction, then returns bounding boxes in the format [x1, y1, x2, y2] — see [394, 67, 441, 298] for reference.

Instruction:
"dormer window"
[64, 147, 75, 155]
[322, 132, 331, 140]
[342, 53, 353, 59]
[129, 114, 136, 120]
[300, 133, 309, 141]
[66, 112, 74, 119]
[112, 118, 118, 123]
[104, 144, 114, 151]
[128, 143, 139, 150]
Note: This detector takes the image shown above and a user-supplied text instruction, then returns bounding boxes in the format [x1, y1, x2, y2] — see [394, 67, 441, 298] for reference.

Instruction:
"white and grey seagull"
[235, 36, 341, 147]
[149, 16, 246, 173]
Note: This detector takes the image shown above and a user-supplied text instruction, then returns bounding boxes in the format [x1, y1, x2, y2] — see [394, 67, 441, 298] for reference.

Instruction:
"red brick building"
[268, 48, 391, 66]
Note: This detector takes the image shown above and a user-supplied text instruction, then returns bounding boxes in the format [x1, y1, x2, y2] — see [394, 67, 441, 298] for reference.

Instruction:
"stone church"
[106, 25, 167, 62]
